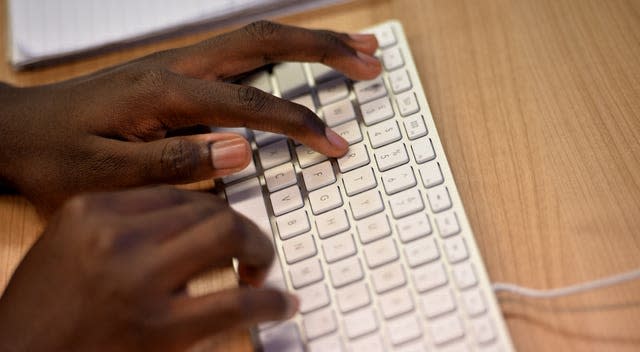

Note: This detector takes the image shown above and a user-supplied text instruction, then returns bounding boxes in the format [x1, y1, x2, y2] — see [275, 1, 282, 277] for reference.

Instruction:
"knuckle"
[237, 85, 269, 114]
[159, 139, 201, 180]
[284, 107, 324, 135]
[243, 20, 281, 41]
[131, 68, 172, 98]
[63, 194, 93, 218]
[316, 30, 352, 63]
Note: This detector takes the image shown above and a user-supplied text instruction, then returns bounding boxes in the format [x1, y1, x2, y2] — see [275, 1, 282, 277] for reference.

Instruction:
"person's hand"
[0, 21, 381, 214]
[0, 186, 294, 352]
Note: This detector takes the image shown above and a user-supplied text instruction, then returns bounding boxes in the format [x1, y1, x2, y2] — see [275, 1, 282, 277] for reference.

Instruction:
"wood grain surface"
[1, 0, 639, 351]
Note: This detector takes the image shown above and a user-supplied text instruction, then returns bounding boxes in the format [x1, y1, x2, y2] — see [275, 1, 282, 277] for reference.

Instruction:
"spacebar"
[225, 177, 286, 290]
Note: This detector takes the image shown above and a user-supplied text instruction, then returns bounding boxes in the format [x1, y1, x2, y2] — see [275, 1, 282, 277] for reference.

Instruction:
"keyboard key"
[363, 237, 398, 268]
[412, 262, 448, 292]
[290, 258, 324, 288]
[452, 262, 478, 289]
[291, 93, 316, 112]
[387, 314, 422, 346]
[348, 333, 384, 351]
[357, 213, 391, 243]
[329, 257, 364, 288]
[342, 166, 377, 196]
[296, 144, 328, 168]
[361, 96, 395, 125]
[225, 177, 271, 235]
[332, 120, 363, 145]
[462, 288, 487, 317]
[404, 237, 440, 267]
[378, 287, 415, 319]
[259, 139, 291, 170]
[389, 188, 424, 219]
[349, 189, 384, 220]
[322, 232, 356, 263]
[308, 334, 344, 352]
[336, 281, 371, 313]
[395, 341, 427, 352]
[427, 186, 452, 213]
[430, 314, 465, 345]
[276, 209, 310, 240]
[419, 161, 444, 188]
[222, 156, 256, 183]
[382, 164, 416, 195]
[315, 208, 350, 239]
[411, 138, 436, 163]
[308, 185, 343, 215]
[375, 142, 409, 171]
[367, 119, 401, 148]
[242, 71, 272, 93]
[254, 130, 286, 147]
[472, 316, 496, 345]
[403, 114, 427, 140]
[396, 91, 419, 116]
[372, 26, 397, 48]
[337, 143, 370, 173]
[297, 282, 330, 314]
[303, 307, 337, 340]
[302, 160, 336, 192]
[323, 99, 356, 127]
[382, 47, 404, 71]
[354, 76, 387, 104]
[436, 211, 461, 238]
[283, 233, 317, 264]
[421, 287, 456, 318]
[397, 212, 432, 242]
[274, 62, 309, 99]
[270, 185, 304, 216]
[343, 307, 378, 339]
[317, 78, 349, 106]
[389, 68, 412, 93]
[443, 236, 469, 263]
[371, 262, 406, 293]
[259, 322, 303, 352]
[309, 62, 341, 83]
[265, 162, 297, 192]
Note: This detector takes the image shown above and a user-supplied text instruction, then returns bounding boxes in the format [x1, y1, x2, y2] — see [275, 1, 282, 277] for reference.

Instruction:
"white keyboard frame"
[219, 19, 515, 352]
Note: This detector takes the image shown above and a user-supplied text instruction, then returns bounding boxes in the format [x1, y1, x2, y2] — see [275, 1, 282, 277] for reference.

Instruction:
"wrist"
[0, 83, 30, 189]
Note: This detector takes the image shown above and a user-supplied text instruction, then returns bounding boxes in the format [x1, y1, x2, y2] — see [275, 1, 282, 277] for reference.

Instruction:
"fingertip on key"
[325, 127, 349, 154]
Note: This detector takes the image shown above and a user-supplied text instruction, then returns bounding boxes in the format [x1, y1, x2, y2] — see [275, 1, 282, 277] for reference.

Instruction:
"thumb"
[124, 132, 252, 185]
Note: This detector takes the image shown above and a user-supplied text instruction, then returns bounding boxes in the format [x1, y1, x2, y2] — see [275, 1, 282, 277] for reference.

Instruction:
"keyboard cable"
[492, 267, 640, 299]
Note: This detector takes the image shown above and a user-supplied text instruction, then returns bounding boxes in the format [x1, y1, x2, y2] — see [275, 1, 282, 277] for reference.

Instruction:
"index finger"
[159, 21, 381, 80]
[152, 208, 275, 290]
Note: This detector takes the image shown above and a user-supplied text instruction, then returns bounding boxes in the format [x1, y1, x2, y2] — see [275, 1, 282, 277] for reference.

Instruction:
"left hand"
[0, 21, 381, 214]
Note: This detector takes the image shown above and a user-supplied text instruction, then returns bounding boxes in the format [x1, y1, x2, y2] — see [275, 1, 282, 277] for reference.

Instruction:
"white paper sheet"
[7, 0, 348, 68]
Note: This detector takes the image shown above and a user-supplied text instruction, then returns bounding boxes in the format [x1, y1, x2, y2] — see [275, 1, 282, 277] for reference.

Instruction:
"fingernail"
[284, 293, 300, 318]
[349, 33, 376, 42]
[357, 51, 380, 66]
[210, 137, 250, 169]
[325, 127, 349, 150]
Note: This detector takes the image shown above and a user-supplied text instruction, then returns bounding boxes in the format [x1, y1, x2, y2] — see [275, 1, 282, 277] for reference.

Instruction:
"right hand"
[0, 187, 294, 352]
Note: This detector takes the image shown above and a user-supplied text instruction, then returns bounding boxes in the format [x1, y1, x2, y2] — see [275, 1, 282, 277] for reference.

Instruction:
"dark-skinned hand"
[0, 186, 292, 352]
[0, 21, 381, 214]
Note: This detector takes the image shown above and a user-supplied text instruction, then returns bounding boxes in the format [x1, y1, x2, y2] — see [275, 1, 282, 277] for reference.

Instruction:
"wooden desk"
[2, 0, 640, 351]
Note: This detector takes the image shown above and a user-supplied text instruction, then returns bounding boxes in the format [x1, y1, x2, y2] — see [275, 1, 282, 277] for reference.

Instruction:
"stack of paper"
[7, 0, 347, 68]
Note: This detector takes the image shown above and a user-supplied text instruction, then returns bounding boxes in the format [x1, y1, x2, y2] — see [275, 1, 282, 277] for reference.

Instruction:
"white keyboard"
[219, 20, 514, 352]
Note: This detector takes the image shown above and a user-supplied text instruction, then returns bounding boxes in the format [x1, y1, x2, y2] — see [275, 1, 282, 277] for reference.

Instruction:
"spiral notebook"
[7, 0, 348, 69]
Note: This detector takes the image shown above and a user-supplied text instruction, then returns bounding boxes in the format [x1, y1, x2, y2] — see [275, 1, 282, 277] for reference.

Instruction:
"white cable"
[492, 267, 640, 299]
